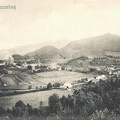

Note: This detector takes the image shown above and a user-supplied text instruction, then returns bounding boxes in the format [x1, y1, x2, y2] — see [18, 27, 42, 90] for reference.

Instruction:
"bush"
[47, 83, 52, 90]
[15, 100, 25, 108]
[91, 109, 120, 120]
[0, 107, 5, 116]
[53, 83, 61, 87]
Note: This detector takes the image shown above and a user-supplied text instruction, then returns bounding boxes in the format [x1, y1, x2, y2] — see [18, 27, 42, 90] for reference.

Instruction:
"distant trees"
[35, 65, 39, 69]
[0, 60, 4, 63]
[0, 107, 5, 116]
[12, 54, 23, 60]
[28, 85, 32, 90]
[27, 65, 32, 70]
[47, 83, 52, 90]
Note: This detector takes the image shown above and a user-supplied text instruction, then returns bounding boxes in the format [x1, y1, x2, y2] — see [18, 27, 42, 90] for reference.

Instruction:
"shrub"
[47, 83, 52, 90]
[53, 83, 61, 87]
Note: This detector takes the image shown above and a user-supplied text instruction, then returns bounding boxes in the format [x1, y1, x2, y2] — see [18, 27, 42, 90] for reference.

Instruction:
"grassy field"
[35, 71, 93, 84]
[0, 71, 93, 90]
[0, 71, 93, 109]
[0, 89, 73, 109]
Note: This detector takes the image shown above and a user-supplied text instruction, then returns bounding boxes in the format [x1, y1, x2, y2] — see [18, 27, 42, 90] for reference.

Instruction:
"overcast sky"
[0, 0, 120, 50]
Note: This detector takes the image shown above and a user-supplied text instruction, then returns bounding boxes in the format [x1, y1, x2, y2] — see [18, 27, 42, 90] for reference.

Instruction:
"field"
[0, 71, 93, 89]
[35, 71, 93, 84]
[0, 89, 72, 109]
[0, 71, 93, 109]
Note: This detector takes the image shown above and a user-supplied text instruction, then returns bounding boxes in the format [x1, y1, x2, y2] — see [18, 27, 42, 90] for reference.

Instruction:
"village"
[0, 54, 120, 96]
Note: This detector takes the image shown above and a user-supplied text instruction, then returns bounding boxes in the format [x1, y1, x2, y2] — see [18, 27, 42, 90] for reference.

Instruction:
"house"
[0, 62, 6, 67]
[91, 75, 107, 84]
[61, 82, 72, 89]
[91, 77, 98, 84]
[3, 67, 26, 74]
[96, 75, 107, 81]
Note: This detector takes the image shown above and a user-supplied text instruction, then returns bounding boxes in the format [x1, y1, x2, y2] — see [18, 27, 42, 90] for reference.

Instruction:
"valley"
[0, 33, 120, 111]
[0, 71, 92, 109]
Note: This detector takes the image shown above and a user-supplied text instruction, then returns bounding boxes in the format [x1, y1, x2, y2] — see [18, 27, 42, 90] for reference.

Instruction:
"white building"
[96, 75, 107, 81]
[61, 82, 72, 89]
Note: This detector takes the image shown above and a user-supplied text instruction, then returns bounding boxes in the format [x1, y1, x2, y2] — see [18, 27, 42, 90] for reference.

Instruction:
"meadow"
[0, 71, 93, 109]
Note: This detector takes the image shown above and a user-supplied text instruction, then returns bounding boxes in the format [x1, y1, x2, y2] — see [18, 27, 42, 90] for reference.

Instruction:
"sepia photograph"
[0, 0, 120, 120]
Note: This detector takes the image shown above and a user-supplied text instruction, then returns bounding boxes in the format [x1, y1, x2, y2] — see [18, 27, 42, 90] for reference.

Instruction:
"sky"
[0, 0, 120, 50]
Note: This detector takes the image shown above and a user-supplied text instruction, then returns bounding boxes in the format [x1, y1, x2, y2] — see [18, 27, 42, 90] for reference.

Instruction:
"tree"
[12, 54, 22, 60]
[36, 86, 39, 90]
[47, 83, 52, 90]
[28, 85, 32, 90]
[15, 100, 25, 108]
[39, 101, 43, 109]
[0, 107, 5, 116]
[27, 65, 32, 70]
[26, 103, 33, 116]
[33, 108, 41, 116]
[60, 95, 67, 110]
[48, 94, 63, 114]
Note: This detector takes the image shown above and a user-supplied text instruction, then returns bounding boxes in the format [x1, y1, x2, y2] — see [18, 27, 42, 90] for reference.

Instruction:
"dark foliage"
[1, 77, 120, 120]
[47, 83, 52, 90]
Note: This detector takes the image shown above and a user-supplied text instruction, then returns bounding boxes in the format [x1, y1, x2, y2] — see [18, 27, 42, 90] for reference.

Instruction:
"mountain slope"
[1, 33, 120, 60]
[0, 39, 71, 60]
[61, 33, 120, 58]
[26, 33, 120, 60]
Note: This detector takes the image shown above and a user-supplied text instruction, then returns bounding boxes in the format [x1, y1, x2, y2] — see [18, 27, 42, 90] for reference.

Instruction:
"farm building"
[61, 82, 72, 89]
[96, 75, 107, 81]
[3, 67, 27, 74]
[91, 75, 107, 84]
[91, 77, 98, 84]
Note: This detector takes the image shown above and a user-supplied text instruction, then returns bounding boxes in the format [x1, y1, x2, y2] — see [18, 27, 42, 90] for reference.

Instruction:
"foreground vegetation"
[0, 76, 120, 120]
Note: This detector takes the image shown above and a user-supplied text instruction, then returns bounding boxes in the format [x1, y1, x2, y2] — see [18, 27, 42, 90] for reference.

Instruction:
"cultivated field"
[0, 71, 93, 89]
[0, 71, 93, 109]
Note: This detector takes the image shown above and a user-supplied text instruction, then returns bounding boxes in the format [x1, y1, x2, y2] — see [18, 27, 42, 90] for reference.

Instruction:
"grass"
[0, 89, 72, 109]
[0, 71, 93, 89]
[0, 71, 92, 109]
